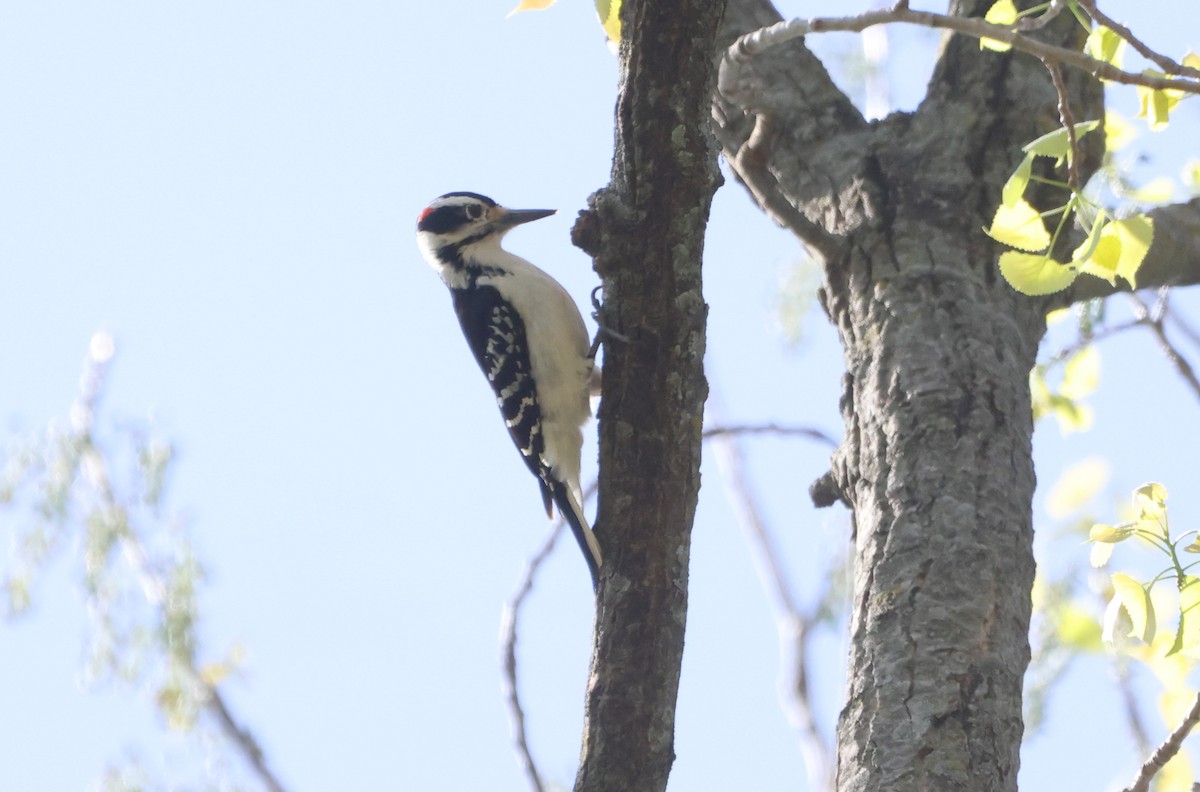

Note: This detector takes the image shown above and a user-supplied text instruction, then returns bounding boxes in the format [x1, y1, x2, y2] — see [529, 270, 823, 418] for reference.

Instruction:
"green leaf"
[1048, 393, 1092, 433]
[1060, 345, 1100, 399]
[596, 0, 621, 43]
[1090, 523, 1134, 543]
[1109, 216, 1154, 287]
[1070, 211, 1108, 271]
[998, 251, 1078, 295]
[1057, 602, 1103, 651]
[987, 199, 1052, 251]
[1090, 540, 1115, 568]
[1085, 25, 1125, 70]
[1137, 75, 1184, 131]
[1134, 482, 1168, 521]
[1046, 457, 1110, 518]
[508, 0, 557, 15]
[1126, 177, 1174, 204]
[1002, 153, 1034, 207]
[1109, 572, 1156, 645]
[1022, 120, 1102, 164]
[1104, 110, 1137, 152]
[1079, 232, 1123, 285]
[980, 0, 1016, 51]
[1167, 576, 1200, 657]
[1183, 160, 1200, 193]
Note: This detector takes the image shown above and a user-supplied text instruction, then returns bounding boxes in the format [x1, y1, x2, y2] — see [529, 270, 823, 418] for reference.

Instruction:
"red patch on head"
[418, 205, 435, 223]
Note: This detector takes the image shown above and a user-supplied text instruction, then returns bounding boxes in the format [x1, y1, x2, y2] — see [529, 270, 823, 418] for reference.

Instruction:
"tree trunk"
[571, 0, 726, 790]
[714, 1, 1105, 788]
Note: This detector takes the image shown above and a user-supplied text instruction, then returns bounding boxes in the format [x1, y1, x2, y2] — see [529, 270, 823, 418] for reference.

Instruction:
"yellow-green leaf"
[1137, 75, 1184, 132]
[981, 0, 1016, 51]
[508, 0, 556, 15]
[1050, 394, 1092, 433]
[1090, 522, 1134, 543]
[1057, 602, 1103, 651]
[1185, 534, 1200, 554]
[1022, 120, 1102, 164]
[1091, 540, 1115, 568]
[998, 251, 1078, 295]
[1104, 110, 1137, 152]
[1046, 457, 1109, 518]
[1109, 216, 1153, 287]
[596, 0, 621, 43]
[1184, 160, 1200, 193]
[1185, 52, 1200, 71]
[1002, 153, 1034, 207]
[1154, 751, 1193, 792]
[1111, 572, 1156, 644]
[1079, 232, 1122, 285]
[1134, 482, 1168, 521]
[1070, 211, 1108, 270]
[1060, 345, 1100, 399]
[200, 662, 232, 687]
[1085, 25, 1125, 71]
[987, 199, 1052, 252]
[1167, 576, 1200, 657]
[1127, 177, 1174, 204]
[1045, 307, 1071, 326]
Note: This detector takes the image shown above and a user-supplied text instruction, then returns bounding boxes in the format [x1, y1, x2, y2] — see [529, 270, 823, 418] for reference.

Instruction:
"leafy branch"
[1, 334, 287, 792]
[720, 2, 1200, 97]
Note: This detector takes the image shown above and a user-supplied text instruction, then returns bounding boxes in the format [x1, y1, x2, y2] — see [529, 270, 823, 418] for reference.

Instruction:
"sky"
[0, 1, 1197, 790]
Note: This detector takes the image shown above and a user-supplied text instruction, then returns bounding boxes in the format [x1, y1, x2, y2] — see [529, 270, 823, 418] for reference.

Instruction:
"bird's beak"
[497, 207, 556, 229]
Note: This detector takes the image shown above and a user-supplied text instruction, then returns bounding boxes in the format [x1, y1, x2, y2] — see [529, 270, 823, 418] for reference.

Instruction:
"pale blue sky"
[1, 1, 1197, 790]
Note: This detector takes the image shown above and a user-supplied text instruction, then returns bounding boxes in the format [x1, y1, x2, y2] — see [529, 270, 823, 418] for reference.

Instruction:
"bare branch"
[708, 418, 834, 791]
[207, 689, 286, 792]
[499, 524, 560, 792]
[499, 480, 598, 792]
[720, 7, 1200, 101]
[1166, 308, 1200, 350]
[1129, 293, 1200, 404]
[1121, 691, 1200, 792]
[702, 422, 838, 447]
[1014, 0, 1067, 32]
[1043, 60, 1081, 193]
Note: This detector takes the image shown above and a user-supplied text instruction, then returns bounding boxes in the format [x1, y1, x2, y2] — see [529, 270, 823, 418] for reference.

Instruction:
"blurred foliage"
[1, 333, 251, 789]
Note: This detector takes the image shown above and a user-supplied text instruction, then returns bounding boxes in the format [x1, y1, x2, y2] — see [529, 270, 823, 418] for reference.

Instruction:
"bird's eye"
[464, 204, 484, 221]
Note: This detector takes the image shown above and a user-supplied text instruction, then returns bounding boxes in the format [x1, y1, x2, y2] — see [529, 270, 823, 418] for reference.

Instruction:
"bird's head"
[416, 192, 555, 256]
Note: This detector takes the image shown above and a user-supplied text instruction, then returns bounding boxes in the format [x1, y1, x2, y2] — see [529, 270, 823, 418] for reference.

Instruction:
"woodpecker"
[416, 192, 602, 588]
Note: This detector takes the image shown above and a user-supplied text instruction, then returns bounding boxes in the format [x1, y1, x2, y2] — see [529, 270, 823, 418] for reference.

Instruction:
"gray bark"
[570, 0, 725, 790]
[712, 0, 1129, 789]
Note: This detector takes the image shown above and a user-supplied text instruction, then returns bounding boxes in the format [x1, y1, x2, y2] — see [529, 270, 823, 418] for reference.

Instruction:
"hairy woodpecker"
[416, 192, 602, 588]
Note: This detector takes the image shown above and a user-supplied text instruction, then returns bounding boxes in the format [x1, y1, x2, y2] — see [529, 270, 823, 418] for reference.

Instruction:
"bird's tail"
[552, 481, 602, 590]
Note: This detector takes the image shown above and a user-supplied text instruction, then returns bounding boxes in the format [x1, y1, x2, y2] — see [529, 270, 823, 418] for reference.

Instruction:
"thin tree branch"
[499, 528, 558, 792]
[1044, 60, 1081, 193]
[73, 333, 289, 792]
[720, 7, 1200, 99]
[1121, 691, 1200, 792]
[708, 413, 834, 791]
[499, 481, 598, 792]
[1075, 0, 1200, 80]
[207, 689, 286, 792]
[1128, 293, 1200, 403]
[702, 422, 838, 447]
[1166, 308, 1200, 350]
[1044, 317, 1142, 367]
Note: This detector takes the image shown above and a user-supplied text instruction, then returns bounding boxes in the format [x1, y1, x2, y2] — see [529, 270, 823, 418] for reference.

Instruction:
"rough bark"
[712, 0, 1120, 789]
[569, 0, 725, 790]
